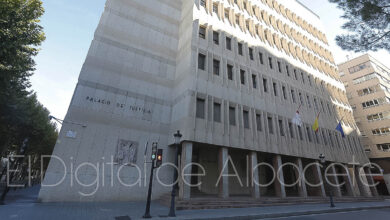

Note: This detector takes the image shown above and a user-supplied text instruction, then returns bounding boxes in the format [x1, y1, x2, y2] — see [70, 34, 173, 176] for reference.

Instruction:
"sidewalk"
[1, 186, 390, 220]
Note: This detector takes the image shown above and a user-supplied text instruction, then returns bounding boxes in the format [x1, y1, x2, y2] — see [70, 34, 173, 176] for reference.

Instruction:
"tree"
[0, 0, 46, 152]
[329, 0, 390, 52]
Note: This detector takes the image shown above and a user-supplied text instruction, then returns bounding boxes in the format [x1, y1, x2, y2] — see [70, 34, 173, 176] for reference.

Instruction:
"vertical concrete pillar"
[342, 166, 356, 197]
[355, 166, 372, 197]
[295, 158, 308, 198]
[249, 151, 260, 199]
[273, 155, 286, 198]
[179, 142, 193, 200]
[349, 167, 361, 197]
[218, 147, 229, 198]
[329, 165, 342, 197]
[365, 168, 379, 197]
[312, 162, 326, 197]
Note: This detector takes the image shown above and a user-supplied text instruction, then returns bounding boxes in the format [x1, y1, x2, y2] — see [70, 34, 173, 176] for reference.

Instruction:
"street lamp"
[168, 130, 182, 217]
[318, 153, 335, 208]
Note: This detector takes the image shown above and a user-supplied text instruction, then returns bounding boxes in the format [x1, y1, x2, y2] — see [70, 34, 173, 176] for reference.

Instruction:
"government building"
[39, 0, 378, 203]
[338, 54, 390, 195]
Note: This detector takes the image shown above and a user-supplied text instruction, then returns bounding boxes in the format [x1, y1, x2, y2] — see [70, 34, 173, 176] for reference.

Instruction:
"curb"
[176, 205, 390, 220]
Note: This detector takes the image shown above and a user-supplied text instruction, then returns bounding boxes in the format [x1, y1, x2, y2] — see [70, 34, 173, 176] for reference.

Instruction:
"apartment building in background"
[39, 0, 377, 203]
[338, 54, 390, 195]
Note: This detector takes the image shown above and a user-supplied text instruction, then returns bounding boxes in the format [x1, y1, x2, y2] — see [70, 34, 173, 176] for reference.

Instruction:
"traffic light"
[151, 143, 157, 160]
[156, 149, 163, 167]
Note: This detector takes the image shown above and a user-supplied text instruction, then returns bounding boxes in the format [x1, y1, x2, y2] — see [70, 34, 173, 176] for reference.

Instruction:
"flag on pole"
[312, 111, 320, 132]
[336, 121, 345, 138]
[292, 105, 303, 127]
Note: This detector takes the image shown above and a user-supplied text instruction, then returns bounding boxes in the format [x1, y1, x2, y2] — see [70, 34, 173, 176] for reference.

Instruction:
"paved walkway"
[1, 185, 390, 220]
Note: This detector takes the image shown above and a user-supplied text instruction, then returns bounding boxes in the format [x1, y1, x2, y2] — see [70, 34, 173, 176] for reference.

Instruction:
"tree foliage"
[0, 0, 57, 170]
[329, 0, 390, 52]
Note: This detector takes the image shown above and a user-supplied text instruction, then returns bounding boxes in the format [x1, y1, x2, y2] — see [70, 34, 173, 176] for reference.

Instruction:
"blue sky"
[31, 0, 390, 125]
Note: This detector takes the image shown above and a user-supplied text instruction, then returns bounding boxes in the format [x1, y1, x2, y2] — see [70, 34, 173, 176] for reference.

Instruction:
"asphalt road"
[262, 208, 390, 220]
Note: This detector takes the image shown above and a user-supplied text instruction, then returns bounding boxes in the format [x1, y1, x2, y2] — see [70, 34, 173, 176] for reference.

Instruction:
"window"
[199, 26, 206, 39]
[298, 126, 303, 140]
[243, 110, 250, 129]
[200, 0, 206, 7]
[236, 15, 240, 25]
[196, 98, 205, 118]
[288, 122, 294, 138]
[293, 69, 298, 80]
[322, 130, 328, 145]
[227, 64, 233, 80]
[306, 127, 312, 142]
[246, 20, 250, 31]
[291, 89, 296, 103]
[286, 65, 290, 76]
[249, 48, 254, 60]
[259, 52, 264, 64]
[213, 31, 219, 44]
[238, 43, 243, 55]
[307, 95, 311, 108]
[282, 86, 287, 99]
[362, 98, 386, 108]
[213, 59, 220, 75]
[301, 72, 305, 84]
[214, 102, 221, 122]
[240, 69, 246, 85]
[299, 92, 304, 105]
[268, 116, 273, 134]
[357, 85, 378, 96]
[226, 37, 232, 50]
[279, 119, 285, 136]
[273, 82, 277, 96]
[198, 53, 206, 70]
[367, 112, 390, 121]
[256, 114, 262, 131]
[268, 57, 273, 69]
[229, 106, 236, 125]
[314, 98, 318, 110]
[224, 9, 229, 19]
[277, 61, 281, 73]
[263, 78, 268, 92]
[252, 74, 257, 88]
[308, 75, 312, 86]
[377, 144, 390, 152]
[213, 3, 218, 14]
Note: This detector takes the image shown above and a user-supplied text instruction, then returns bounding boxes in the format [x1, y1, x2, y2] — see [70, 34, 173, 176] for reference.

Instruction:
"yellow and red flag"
[312, 112, 320, 132]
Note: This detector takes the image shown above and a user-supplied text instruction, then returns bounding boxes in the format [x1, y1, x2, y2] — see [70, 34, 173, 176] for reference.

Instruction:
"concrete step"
[158, 193, 385, 210]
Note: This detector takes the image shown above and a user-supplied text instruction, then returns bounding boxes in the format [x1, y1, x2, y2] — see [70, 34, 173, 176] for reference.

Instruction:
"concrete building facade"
[39, 0, 376, 202]
[338, 54, 390, 195]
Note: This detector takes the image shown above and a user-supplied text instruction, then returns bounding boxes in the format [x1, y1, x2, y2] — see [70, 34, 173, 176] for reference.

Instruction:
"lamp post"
[168, 130, 182, 217]
[319, 153, 335, 208]
[142, 142, 158, 218]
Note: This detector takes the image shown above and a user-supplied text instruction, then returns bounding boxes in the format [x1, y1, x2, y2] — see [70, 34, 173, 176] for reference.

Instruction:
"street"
[263, 209, 390, 220]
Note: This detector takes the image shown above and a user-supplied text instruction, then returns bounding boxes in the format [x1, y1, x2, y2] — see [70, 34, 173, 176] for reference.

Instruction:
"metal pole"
[143, 161, 155, 218]
[168, 143, 180, 217]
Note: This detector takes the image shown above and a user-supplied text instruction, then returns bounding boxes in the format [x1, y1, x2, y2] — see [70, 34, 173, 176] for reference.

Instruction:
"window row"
[357, 84, 381, 96]
[348, 62, 371, 74]
[197, 5, 337, 77]
[372, 127, 390, 136]
[361, 97, 389, 109]
[377, 143, 390, 152]
[352, 73, 377, 85]
[195, 96, 361, 151]
[367, 111, 390, 122]
[197, 51, 350, 112]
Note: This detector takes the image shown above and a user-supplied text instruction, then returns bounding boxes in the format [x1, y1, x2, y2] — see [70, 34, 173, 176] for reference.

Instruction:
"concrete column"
[273, 155, 286, 198]
[329, 165, 342, 197]
[343, 166, 356, 197]
[218, 147, 229, 198]
[365, 168, 379, 196]
[355, 166, 372, 197]
[312, 162, 326, 197]
[349, 167, 361, 197]
[250, 151, 260, 199]
[295, 158, 308, 198]
[179, 142, 193, 200]
[384, 174, 390, 195]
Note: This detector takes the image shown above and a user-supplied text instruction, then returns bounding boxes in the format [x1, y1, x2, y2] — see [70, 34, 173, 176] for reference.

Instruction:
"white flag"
[292, 111, 303, 127]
